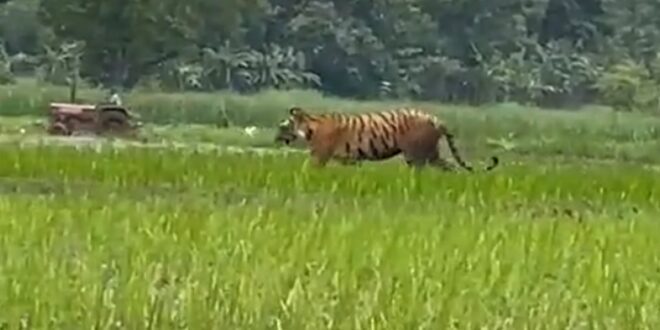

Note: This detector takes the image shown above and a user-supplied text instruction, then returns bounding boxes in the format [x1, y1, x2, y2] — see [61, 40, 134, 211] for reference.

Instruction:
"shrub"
[594, 58, 660, 113]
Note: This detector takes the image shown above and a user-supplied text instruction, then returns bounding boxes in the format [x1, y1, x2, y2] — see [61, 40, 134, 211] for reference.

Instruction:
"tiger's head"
[274, 106, 314, 145]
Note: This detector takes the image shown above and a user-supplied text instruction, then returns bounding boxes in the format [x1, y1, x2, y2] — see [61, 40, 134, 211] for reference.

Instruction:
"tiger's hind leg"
[401, 125, 455, 171]
[401, 139, 432, 168]
[404, 157, 426, 169]
[403, 147, 445, 170]
[429, 155, 456, 171]
[404, 150, 455, 171]
[422, 143, 456, 171]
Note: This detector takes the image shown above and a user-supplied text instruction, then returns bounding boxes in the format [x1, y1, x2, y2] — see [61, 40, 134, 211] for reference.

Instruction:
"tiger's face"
[274, 107, 312, 145]
[274, 118, 299, 145]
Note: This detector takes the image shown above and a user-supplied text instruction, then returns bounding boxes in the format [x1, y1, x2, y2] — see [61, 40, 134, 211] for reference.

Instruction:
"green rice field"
[0, 143, 658, 329]
[0, 81, 659, 328]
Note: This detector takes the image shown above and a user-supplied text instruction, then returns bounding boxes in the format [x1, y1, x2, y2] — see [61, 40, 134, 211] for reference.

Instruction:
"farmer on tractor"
[107, 87, 122, 106]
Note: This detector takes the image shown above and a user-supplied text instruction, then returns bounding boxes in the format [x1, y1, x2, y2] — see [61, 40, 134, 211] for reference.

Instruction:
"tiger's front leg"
[309, 142, 338, 168]
[309, 126, 347, 168]
[309, 149, 331, 167]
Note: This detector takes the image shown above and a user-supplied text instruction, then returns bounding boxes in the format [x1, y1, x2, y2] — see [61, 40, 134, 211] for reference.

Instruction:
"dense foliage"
[1, 0, 660, 111]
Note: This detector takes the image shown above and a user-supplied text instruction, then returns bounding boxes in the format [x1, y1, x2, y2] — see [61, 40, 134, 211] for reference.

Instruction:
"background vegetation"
[1, 0, 660, 113]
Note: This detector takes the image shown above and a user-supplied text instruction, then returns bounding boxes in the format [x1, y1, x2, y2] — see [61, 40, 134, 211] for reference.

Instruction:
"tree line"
[1, 0, 659, 112]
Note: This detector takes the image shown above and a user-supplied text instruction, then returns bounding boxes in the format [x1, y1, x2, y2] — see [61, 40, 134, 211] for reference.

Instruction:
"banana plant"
[242, 43, 320, 90]
[0, 42, 15, 84]
[200, 41, 254, 90]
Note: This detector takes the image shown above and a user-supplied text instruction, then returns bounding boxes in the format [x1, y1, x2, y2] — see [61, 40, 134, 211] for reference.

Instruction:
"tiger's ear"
[289, 106, 305, 117]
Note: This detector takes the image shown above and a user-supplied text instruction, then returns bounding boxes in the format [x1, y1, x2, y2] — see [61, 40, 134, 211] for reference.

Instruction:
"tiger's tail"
[444, 131, 499, 172]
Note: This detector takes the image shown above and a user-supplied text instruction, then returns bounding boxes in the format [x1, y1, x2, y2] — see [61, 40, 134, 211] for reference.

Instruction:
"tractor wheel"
[98, 110, 130, 134]
[48, 122, 70, 136]
[65, 117, 82, 135]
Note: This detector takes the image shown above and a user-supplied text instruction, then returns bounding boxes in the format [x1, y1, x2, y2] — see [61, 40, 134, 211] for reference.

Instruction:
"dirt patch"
[0, 133, 305, 155]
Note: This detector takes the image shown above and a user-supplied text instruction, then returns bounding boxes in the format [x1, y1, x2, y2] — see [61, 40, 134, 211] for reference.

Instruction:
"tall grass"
[3, 78, 660, 163]
[0, 145, 658, 328]
[2, 78, 660, 136]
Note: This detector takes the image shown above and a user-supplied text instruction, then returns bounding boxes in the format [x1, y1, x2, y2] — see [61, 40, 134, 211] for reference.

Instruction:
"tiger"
[274, 106, 499, 171]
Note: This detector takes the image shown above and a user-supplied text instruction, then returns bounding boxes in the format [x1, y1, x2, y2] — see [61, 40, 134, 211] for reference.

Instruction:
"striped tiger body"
[274, 106, 499, 171]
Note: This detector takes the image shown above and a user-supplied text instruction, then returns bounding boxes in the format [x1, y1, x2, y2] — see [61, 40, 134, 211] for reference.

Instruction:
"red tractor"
[46, 102, 142, 136]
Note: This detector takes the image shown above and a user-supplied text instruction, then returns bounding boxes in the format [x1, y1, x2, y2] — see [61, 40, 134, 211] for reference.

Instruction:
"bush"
[594, 59, 660, 113]
[0, 64, 14, 84]
[0, 44, 15, 85]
